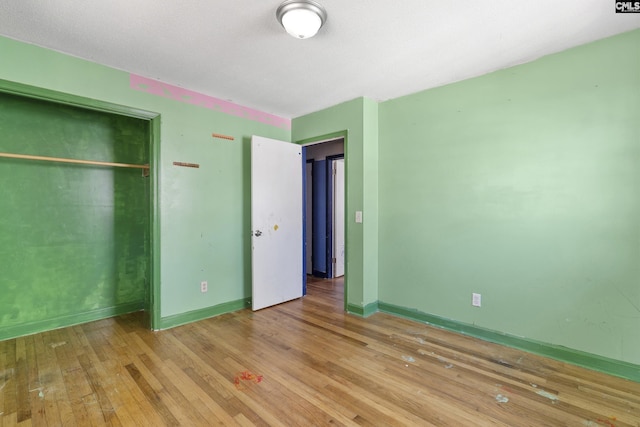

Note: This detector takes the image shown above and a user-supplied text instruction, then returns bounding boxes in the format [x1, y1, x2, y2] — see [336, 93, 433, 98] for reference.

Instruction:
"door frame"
[0, 78, 162, 329]
[298, 130, 348, 311]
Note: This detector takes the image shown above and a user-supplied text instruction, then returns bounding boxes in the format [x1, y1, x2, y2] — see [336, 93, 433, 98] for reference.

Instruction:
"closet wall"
[0, 92, 150, 338]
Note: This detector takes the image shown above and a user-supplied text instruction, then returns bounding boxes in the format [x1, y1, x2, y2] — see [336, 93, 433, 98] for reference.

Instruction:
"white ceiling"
[0, 1, 638, 119]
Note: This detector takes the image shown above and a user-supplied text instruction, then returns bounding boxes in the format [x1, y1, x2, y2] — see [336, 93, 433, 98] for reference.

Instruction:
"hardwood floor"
[1, 277, 639, 426]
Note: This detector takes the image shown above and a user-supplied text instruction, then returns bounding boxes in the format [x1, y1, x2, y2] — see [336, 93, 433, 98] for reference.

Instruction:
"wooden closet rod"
[0, 152, 150, 171]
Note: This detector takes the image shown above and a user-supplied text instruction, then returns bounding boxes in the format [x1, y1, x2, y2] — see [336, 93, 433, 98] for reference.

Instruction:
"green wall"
[0, 92, 149, 338]
[292, 98, 379, 313]
[0, 36, 289, 334]
[378, 30, 640, 365]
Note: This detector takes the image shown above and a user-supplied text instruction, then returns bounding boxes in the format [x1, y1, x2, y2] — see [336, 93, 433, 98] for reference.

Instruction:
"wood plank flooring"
[1, 277, 639, 426]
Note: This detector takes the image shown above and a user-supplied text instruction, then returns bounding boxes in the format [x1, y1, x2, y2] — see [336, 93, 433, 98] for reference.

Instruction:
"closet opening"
[0, 80, 159, 340]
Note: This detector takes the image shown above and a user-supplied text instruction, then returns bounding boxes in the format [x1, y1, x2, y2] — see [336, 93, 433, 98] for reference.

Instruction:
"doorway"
[303, 137, 345, 287]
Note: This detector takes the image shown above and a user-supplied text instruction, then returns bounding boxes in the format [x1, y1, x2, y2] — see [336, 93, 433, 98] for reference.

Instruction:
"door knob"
[254, 230, 262, 237]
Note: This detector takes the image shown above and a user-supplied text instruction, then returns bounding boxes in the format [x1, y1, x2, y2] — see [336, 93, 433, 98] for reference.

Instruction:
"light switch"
[472, 293, 481, 307]
[355, 211, 363, 223]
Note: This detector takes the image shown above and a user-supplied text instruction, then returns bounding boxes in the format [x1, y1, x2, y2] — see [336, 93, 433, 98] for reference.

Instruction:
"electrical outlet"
[201, 281, 208, 293]
[472, 293, 481, 307]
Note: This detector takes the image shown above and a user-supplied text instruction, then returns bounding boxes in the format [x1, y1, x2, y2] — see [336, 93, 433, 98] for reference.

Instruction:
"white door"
[251, 135, 303, 310]
[333, 158, 345, 277]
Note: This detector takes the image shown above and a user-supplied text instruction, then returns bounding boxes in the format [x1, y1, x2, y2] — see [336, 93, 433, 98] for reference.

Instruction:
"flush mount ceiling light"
[276, 0, 327, 39]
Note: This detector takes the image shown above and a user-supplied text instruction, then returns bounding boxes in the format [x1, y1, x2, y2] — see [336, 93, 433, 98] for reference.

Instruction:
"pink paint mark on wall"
[129, 74, 291, 130]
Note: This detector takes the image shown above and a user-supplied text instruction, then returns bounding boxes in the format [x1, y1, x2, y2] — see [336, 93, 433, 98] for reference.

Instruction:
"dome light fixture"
[276, 0, 327, 39]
